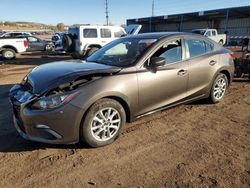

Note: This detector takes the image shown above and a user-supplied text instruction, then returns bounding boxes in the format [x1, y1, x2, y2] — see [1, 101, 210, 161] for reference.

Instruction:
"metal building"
[127, 6, 250, 39]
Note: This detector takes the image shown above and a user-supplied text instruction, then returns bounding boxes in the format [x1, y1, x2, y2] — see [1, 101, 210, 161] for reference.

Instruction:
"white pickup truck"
[191, 29, 226, 45]
[0, 38, 28, 59]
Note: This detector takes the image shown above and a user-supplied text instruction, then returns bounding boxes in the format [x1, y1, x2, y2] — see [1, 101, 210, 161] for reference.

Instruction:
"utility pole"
[152, 0, 155, 17]
[105, 0, 109, 26]
[150, 0, 155, 32]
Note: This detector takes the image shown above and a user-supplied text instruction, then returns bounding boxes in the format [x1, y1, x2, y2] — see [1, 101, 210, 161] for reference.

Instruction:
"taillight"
[24, 40, 28, 48]
[229, 51, 234, 59]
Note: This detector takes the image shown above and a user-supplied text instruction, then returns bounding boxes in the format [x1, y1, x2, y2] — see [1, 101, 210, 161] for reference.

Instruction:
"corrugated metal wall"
[137, 17, 250, 37]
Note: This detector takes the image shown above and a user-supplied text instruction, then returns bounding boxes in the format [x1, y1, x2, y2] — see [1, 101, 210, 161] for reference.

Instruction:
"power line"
[105, 0, 109, 26]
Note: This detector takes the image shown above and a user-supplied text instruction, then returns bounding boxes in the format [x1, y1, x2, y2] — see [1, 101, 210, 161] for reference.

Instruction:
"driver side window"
[205, 31, 212, 37]
[28, 37, 38, 42]
[152, 38, 183, 65]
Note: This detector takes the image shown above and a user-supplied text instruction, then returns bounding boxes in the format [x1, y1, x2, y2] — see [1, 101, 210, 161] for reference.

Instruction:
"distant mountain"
[0, 21, 53, 27]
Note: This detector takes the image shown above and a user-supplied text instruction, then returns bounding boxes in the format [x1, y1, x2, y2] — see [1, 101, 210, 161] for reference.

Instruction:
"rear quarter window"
[114, 29, 126, 38]
[204, 41, 214, 53]
[101, 28, 111, 38]
[186, 38, 213, 58]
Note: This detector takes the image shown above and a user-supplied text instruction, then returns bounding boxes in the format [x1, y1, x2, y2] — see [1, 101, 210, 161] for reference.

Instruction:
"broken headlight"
[31, 92, 80, 110]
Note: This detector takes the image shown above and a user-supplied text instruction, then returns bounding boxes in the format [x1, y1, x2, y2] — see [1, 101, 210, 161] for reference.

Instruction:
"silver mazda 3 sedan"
[9, 32, 234, 147]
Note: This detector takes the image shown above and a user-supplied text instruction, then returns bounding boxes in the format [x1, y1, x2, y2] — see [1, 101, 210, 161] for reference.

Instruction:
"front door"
[137, 38, 189, 115]
[27, 36, 44, 51]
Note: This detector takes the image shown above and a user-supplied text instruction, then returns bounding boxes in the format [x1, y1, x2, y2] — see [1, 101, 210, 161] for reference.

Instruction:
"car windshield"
[192, 30, 206, 35]
[87, 38, 157, 67]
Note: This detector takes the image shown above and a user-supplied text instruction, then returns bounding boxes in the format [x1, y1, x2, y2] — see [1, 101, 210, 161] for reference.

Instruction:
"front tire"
[81, 98, 126, 147]
[45, 44, 54, 51]
[209, 73, 228, 103]
[2, 49, 16, 59]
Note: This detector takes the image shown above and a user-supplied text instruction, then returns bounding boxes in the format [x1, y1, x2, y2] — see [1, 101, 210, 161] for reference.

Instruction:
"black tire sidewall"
[210, 73, 228, 103]
[81, 99, 126, 147]
[62, 34, 74, 52]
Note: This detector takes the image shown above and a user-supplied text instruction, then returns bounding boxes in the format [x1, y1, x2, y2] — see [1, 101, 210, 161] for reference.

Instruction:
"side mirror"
[148, 57, 165, 68]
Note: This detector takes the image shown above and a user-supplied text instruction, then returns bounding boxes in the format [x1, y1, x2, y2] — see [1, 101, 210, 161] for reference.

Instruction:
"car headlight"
[31, 92, 80, 110]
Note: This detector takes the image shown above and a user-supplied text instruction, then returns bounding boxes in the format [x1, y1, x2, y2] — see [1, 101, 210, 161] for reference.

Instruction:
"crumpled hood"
[27, 60, 121, 95]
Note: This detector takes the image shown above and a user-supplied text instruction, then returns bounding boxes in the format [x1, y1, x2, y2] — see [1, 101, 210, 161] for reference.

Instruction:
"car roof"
[125, 32, 219, 46]
[70, 25, 123, 29]
[125, 32, 193, 39]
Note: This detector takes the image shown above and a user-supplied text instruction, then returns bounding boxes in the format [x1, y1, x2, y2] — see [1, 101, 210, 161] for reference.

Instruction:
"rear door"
[184, 37, 218, 98]
[100, 28, 113, 45]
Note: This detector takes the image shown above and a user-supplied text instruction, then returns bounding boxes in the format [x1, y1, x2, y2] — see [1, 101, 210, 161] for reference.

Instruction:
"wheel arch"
[80, 94, 132, 124]
[103, 96, 131, 123]
[77, 94, 132, 143]
[1, 45, 18, 53]
[88, 44, 102, 49]
[219, 69, 231, 85]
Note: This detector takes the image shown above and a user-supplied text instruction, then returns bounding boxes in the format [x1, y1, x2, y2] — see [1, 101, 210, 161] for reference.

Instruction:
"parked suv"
[63, 25, 141, 59]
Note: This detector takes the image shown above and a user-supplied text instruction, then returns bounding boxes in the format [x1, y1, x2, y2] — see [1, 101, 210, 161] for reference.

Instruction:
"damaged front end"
[9, 62, 121, 144]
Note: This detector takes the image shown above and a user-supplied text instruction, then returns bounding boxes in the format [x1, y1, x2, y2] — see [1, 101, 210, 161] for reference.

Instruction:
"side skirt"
[132, 94, 206, 121]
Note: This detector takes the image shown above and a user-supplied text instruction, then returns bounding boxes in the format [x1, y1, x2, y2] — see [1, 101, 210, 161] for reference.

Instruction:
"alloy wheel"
[91, 107, 121, 142]
[213, 77, 227, 100]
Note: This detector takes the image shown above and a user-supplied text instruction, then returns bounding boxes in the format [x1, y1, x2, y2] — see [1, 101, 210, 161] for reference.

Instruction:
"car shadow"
[0, 84, 89, 153]
[0, 51, 72, 66]
[233, 78, 250, 82]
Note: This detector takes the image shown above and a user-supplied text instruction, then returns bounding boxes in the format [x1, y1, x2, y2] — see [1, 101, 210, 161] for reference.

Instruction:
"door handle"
[209, 60, 217, 66]
[177, 69, 187, 76]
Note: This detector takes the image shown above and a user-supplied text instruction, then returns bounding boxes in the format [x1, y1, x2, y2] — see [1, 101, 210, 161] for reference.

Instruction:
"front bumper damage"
[9, 84, 82, 144]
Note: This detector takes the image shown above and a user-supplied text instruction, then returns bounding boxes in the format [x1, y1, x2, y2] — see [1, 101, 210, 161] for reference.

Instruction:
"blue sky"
[0, 0, 249, 25]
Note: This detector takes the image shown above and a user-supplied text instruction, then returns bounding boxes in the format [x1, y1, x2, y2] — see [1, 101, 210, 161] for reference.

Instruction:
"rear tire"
[2, 49, 16, 60]
[81, 98, 126, 147]
[219, 40, 224, 45]
[209, 73, 228, 103]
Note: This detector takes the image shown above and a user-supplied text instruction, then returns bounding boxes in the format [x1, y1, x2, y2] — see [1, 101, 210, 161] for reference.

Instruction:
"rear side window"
[83, 29, 97, 38]
[204, 41, 214, 53]
[114, 29, 126, 38]
[101, 28, 111, 38]
[186, 39, 206, 58]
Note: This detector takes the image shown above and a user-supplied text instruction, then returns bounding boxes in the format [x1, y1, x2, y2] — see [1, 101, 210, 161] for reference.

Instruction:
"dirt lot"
[0, 52, 249, 188]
